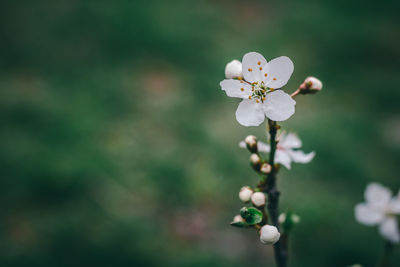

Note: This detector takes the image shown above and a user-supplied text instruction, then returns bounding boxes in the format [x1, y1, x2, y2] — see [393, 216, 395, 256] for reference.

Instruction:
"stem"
[379, 241, 394, 267]
[291, 89, 300, 98]
[263, 119, 288, 267]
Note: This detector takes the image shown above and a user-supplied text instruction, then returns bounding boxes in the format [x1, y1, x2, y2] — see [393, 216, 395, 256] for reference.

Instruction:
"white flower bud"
[250, 154, 261, 165]
[292, 214, 300, 224]
[245, 135, 257, 146]
[224, 60, 243, 79]
[260, 163, 271, 174]
[300, 76, 322, 94]
[239, 186, 253, 202]
[233, 215, 245, 223]
[278, 213, 286, 224]
[244, 135, 258, 153]
[251, 192, 266, 207]
[305, 76, 322, 90]
[260, 225, 280, 245]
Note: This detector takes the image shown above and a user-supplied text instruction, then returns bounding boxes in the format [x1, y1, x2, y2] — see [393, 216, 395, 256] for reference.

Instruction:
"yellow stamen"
[259, 67, 263, 71]
[248, 68, 253, 72]
[273, 78, 277, 80]
[264, 73, 268, 77]
[248, 96, 252, 99]
[257, 61, 261, 65]
[240, 88, 244, 91]
[256, 99, 260, 103]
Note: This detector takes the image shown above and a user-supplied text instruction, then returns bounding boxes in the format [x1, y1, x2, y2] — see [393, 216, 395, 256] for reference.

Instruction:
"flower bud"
[224, 60, 243, 79]
[260, 163, 271, 174]
[259, 225, 280, 245]
[233, 215, 245, 223]
[239, 186, 253, 202]
[278, 213, 286, 224]
[299, 76, 322, 94]
[250, 153, 261, 165]
[251, 192, 266, 207]
[244, 135, 258, 153]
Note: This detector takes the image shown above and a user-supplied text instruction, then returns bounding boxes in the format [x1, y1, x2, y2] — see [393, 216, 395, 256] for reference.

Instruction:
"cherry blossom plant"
[220, 52, 322, 267]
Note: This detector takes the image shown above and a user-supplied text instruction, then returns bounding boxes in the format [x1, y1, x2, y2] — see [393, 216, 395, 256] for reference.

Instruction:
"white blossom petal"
[257, 141, 271, 153]
[379, 217, 400, 243]
[365, 183, 392, 210]
[288, 150, 315, 164]
[355, 203, 384, 226]
[264, 56, 294, 89]
[263, 90, 296, 122]
[235, 99, 265, 127]
[242, 52, 267, 83]
[275, 150, 292, 169]
[280, 132, 302, 149]
[220, 79, 252, 98]
[388, 194, 400, 214]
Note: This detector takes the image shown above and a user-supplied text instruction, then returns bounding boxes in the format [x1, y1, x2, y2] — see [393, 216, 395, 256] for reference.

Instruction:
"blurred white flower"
[259, 225, 280, 245]
[279, 213, 301, 224]
[225, 60, 243, 79]
[355, 183, 400, 243]
[239, 186, 253, 202]
[251, 192, 266, 207]
[220, 52, 296, 126]
[239, 132, 315, 169]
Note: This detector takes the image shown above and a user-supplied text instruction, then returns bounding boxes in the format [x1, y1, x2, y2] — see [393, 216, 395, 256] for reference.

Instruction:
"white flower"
[239, 132, 315, 169]
[220, 52, 296, 126]
[239, 186, 253, 202]
[225, 60, 243, 79]
[259, 225, 280, 245]
[355, 182, 400, 243]
[251, 192, 266, 207]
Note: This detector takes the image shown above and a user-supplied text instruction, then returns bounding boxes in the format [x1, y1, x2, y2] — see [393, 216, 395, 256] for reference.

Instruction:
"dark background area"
[1, 0, 400, 266]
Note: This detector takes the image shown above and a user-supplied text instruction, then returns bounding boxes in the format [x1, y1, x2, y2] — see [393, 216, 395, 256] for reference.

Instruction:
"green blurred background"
[1, 0, 399, 266]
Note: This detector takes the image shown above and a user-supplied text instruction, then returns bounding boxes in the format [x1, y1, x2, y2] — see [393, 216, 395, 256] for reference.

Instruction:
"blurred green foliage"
[1, 0, 400, 266]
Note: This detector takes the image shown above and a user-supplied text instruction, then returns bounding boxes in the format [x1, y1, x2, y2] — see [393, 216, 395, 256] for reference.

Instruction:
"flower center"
[250, 82, 275, 103]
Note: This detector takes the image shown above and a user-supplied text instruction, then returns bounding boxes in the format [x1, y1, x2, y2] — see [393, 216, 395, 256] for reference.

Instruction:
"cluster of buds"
[243, 135, 272, 174]
[239, 187, 266, 207]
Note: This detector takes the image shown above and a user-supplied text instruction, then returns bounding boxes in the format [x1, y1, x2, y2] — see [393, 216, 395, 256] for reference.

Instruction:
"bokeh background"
[1, 0, 400, 266]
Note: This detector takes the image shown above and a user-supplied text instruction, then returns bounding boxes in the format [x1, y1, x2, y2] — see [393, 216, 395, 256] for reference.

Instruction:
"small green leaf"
[240, 207, 263, 225]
